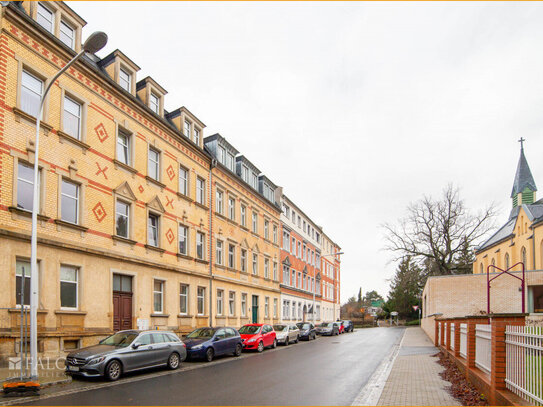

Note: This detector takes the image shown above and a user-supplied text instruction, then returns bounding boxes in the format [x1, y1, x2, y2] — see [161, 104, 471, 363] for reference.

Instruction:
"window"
[297, 242, 301, 258]
[61, 179, 79, 224]
[37, 2, 54, 33]
[60, 265, 78, 309]
[21, 69, 43, 118]
[250, 172, 257, 189]
[216, 190, 223, 214]
[148, 213, 159, 247]
[17, 162, 38, 211]
[117, 128, 132, 165]
[194, 128, 200, 145]
[153, 280, 164, 313]
[196, 177, 205, 205]
[273, 298, 278, 318]
[148, 147, 160, 181]
[252, 212, 258, 233]
[273, 262, 278, 281]
[291, 302, 296, 319]
[228, 198, 235, 220]
[180, 284, 188, 315]
[216, 289, 224, 316]
[228, 244, 235, 269]
[283, 231, 290, 250]
[179, 166, 188, 196]
[196, 232, 205, 260]
[264, 220, 269, 239]
[291, 270, 296, 287]
[119, 68, 131, 92]
[184, 121, 191, 138]
[265, 297, 269, 318]
[116, 200, 130, 238]
[197, 287, 205, 315]
[273, 225, 278, 244]
[179, 225, 188, 255]
[291, 211, 296, 223]
[16, 260, 32, 306]
[59, 20, 75, 49]
[218, 146, 225, 164]
[150, 92, 160, 114]
[283, 265, 289, 285]
[283, 301, 289, 319]
[505, 253, 510, 270]
[229, 292, 235, 316]
[241, 293, 247, 317]
[227, 153, 234, 171]
[63, 95, 82, 139]
[242, 165, 248, 182]
[241, 249, 247, 272]
[264, 258, 270, 279]
[252, 253, 258, 275]
[216, 240, 223, 265]
[291, 237, 295, 254]
[240, 205, 246, 227]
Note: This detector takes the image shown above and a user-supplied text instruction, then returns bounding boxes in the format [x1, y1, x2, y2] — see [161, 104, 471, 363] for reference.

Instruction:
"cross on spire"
[519, 137, 526, 150]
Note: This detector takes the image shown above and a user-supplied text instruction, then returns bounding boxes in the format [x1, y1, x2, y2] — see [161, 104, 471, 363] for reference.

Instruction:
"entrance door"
[113, 274, 133, 331]
[252, 295, 259, 323]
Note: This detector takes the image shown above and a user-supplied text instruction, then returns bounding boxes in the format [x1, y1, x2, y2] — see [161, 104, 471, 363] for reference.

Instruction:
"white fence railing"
[460, 323, 467, 358]
[505, 326, 543, 406]
[475, 324, 492, 374]
[438, 323, 441, 344]
[450, 324, 455, 351]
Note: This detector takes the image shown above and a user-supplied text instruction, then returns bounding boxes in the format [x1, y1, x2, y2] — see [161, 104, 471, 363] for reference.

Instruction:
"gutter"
[209, 158, 217, 327]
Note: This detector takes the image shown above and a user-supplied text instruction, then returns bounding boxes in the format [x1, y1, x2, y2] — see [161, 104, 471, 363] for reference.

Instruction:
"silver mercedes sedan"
[65, 330, 187, 381]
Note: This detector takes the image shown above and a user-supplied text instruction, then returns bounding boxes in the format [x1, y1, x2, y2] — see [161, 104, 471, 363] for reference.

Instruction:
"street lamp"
[29, 31, 107, 379]
[313, 251, 344, 324]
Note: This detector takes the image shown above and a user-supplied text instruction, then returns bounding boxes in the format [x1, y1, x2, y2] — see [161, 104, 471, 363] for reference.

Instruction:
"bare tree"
[383, 184, 497, 278]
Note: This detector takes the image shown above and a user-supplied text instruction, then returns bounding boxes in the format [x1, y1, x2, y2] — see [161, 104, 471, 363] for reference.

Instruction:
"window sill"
[112, 235, 137, 245]
[145, 244, 165, 253]
[178, 314, 194, 318]
[194, 202, 209, 211]
[54, 309, 87, 315]
[251, 233, 260, 239]
[215, 212, 228, 221]
[57, 130, 90, 151]
[54, 219, 89, 232]
[226, 218, 237, 226]
[113, 159, 138, 174]
[195, 314, 208, 318]
[215, 316, 226, 319]
[215, 264, 226, 270]
[150, 314, 169, 318]
[8, 206, 50, 222]
[145, 176, 166, 189]
[226, 267, 237, 273]
[8, 308, 48, 314]
[13, 107, 53, 133]
[194, 258, 209, 265]
[176, 192, 194, 203]
[176, 253, 194, 261]
[240, 225, 249, 232]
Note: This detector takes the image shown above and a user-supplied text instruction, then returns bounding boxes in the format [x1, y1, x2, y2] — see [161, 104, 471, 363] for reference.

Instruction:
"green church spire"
[511, 138, 537, 207]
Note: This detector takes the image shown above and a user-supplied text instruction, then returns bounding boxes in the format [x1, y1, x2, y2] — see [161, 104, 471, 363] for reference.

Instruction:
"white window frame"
[178, 224, 188, 255]
[229, 291, 235, 316]
[115, 199, 130, 239]
[179, 166, 188, 196]
[148, 212, 160, 247]
[252, 253, 258, 275]
[119, 67, 131, 92]
[196, 232, 205, 260]
[196, 177, 205, 205]
[216, 289, 224, 316]
[228, 197, 235, 220]
[197, 286, 205, 315]
[148, 146, 160, 181]
[216, 190, 223, 214]
[59, 19, 75, 49]
[216, 240, 223, 265]
[60, 178, 80, 224]
[180, 284, 189, 315]
[241, 293, 247, 317]
[37, 2, 54, 33]
[153, 280, 164, 314]
[60, 265, 78, 310]
[149, 92, 160, 114]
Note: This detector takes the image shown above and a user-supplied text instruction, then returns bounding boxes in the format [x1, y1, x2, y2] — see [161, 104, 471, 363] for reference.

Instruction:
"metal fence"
[460, 323, 467, 358]
[505, 326, 543, 406]
[475, 324, 492, 374]
[450, 324, 455, 351]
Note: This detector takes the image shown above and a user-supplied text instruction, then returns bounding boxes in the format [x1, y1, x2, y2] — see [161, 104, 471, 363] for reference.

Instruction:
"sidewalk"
[0, 363, 70, 392]
[377, 327, 460, 406]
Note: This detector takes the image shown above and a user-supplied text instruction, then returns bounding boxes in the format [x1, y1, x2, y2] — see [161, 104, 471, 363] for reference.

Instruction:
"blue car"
[184, 327, 243, 362]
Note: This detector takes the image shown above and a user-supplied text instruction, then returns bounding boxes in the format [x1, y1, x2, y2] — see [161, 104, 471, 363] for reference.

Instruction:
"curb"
[1, 377, 71, 394]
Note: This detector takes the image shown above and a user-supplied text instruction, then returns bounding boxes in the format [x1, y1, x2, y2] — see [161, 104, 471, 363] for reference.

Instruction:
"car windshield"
[297, 323, 311, 330]
[238, 325, 261, 335]
[187, 328, 215, 339]
[320, 323, 333, 328]
[100, 332, 138, 348]
[273, 325, 287, 332]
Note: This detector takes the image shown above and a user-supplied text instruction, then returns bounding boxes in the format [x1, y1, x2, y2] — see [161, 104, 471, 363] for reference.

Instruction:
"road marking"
[351, 328, 406, 407]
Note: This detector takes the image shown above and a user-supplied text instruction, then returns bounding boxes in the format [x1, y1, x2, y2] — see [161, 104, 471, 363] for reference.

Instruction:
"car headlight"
[87, 356, 106, 365]
[191, 345, 203, 350]
[247, 338, 256, 343]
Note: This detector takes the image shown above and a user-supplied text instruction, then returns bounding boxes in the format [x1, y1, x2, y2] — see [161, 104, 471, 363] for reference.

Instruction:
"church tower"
[511, 138, 537, 208]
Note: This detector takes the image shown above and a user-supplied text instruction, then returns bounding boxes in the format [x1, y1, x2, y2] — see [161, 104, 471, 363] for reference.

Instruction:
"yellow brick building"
[0, 1, 284, 361]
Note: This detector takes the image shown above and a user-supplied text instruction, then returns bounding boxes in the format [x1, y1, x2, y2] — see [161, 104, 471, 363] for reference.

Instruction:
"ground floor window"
[16, 260, 31, 306]
[60, 265, 78, 309]
[197, 287, 205, 315]
[241, 293, 247, 317]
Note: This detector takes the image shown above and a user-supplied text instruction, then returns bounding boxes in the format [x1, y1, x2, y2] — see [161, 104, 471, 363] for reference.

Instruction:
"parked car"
[296, 322, 317, 340]
[239, 324, 276, 352]
[273, 324, 299, 345]
[342, 320, 354, 333]
[336, 320, 345, 334]
[184, 327, 243, 362]
[65, 330, 186, 381]
[316, 322, 339, 336]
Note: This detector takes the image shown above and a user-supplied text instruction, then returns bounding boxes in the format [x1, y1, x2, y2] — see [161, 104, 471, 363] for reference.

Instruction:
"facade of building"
[280, 196, 322, 324]
[421, 144, 543, 341]
[0, 2, 342, 362]
[321, 232, 341, 321]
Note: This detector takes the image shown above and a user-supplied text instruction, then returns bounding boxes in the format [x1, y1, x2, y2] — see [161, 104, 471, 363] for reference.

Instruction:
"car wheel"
[272, 339, 277, 349]
[206, 348, 214, 362]
[257, 341, 264, 353]
[167, 352, 180, 370]
[234, 343, 242, 357]
[295, 335, 299, 343]
[312, 333, 316, 340]
[285, 337, 289, 346]
[105, 360, 122, 381]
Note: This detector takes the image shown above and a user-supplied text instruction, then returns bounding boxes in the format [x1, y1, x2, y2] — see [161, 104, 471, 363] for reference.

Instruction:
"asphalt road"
[20, 327, 405, 406]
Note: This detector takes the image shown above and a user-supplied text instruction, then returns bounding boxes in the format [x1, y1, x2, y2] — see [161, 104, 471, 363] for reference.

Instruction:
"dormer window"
[194, 128, 200, 145]
[242, 165, 248, 182]
[250, 172, 258, 189]
[184, 121, 191, 139]
[218, 146, 225, 164]
[227, 152, 234, 172]
[37, 2, 54, 33]
[150, 92, 160, 114]
[119, 68, 131, 92]
[60, 20, 75, 49]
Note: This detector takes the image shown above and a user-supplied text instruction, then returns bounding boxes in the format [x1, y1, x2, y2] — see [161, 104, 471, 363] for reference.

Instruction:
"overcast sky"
[71, 1, 543, 302]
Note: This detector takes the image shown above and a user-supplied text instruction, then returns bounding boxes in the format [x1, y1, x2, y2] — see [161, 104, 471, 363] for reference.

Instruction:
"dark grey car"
[65, 330, 187, 381]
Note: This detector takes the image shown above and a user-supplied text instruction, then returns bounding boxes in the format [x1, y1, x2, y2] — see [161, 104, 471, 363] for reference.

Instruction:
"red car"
[335, 321, 345, 334]
[239, 324, 276, 352]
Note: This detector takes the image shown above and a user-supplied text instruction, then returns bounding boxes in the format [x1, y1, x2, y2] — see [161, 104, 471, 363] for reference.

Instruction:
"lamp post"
[29, 32, 107, 379]
[313, 251, 344, 324]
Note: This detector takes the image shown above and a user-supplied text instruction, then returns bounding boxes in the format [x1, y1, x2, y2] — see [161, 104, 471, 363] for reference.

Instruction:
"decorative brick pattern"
[94, 123, 108, 143]
[92, 202, 107, 223]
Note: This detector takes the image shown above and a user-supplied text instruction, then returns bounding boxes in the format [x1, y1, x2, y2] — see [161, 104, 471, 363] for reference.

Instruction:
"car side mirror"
[132, 343, 140, 349]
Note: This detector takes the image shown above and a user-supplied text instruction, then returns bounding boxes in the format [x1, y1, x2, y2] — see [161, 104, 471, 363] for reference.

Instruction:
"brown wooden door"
[113, 292, 132, 331]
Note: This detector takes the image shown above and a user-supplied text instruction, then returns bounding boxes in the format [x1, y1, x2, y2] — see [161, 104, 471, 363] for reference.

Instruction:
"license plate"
[68, 366, 79, 372]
